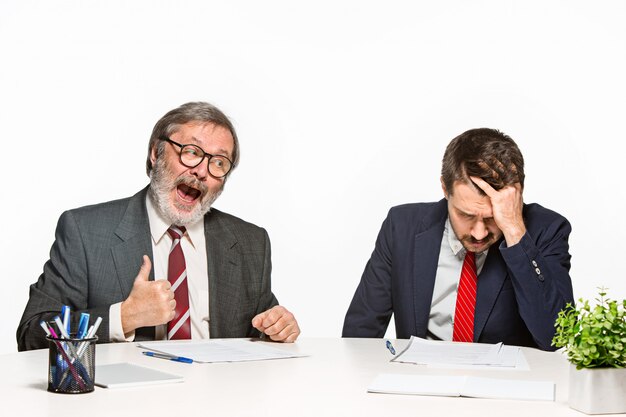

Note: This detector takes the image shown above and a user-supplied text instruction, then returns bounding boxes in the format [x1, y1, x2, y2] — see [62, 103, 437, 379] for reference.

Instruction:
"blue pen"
[385, 340, 396, 355]
[77, 313, 90, 339]
[61, 306, 71, 335]
[77, 316, 102, 357]
[142, 351, 193, 364]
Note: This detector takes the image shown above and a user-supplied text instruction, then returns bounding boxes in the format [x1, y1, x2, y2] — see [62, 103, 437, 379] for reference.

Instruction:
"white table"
[0, 338, 594, 416]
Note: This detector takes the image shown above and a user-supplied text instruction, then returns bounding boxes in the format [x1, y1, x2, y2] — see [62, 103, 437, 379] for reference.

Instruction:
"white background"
[1, 0, 624, 354]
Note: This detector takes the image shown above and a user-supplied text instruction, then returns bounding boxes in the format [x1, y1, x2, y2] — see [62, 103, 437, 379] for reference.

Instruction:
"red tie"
[452, 251, 477, 343]
[166, 226, 191, 340]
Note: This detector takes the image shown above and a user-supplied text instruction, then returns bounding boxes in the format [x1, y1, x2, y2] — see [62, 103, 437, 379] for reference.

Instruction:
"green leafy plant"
[552, 289, 626, 369]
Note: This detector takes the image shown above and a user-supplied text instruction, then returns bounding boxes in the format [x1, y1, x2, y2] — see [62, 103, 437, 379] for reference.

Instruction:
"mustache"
[460, 234, 495, 244]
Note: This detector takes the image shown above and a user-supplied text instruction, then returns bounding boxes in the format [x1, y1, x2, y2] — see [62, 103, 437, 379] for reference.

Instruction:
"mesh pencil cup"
[46, 334, 97, 394]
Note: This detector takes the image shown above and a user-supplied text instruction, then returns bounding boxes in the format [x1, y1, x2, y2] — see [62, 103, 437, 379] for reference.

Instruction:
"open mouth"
[176, 184, 202, 203]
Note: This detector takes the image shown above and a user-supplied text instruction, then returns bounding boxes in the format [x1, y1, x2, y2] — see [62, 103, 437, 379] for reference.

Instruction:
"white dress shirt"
[427, 218, 487, 341]
[109, 195, 210, 341]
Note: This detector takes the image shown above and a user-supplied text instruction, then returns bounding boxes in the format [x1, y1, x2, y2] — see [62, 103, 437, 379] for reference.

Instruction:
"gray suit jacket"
[17, 187, 278, 351]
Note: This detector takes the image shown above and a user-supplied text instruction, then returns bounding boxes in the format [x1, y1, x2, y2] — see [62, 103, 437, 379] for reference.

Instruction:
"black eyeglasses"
[159, 137, 233, 178]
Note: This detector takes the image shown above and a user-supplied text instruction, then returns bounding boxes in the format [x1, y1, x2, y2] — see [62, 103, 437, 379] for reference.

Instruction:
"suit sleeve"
[247, 229, 279, 337]
[342, 212, 394, 337]
[16, 211, 112, 351]
[499, 215, 574, 351]
[259, 228, 279, 312]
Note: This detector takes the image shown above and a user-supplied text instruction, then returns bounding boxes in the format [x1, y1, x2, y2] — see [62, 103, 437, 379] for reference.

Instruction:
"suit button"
[535, 267, 541, 275]
[532, 260, 538, 267]
[538, 274, 545, 282]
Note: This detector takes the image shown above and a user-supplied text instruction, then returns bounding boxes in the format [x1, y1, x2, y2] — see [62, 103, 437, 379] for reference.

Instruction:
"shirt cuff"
[109, 302, 136, 342]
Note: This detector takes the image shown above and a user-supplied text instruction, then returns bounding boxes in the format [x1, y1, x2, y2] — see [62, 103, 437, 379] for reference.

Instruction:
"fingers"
[471, 177, 525, 246]
[470, 175, 523, 209]
[470, 175, 522, 196]
[252, 305, 285, 330]
[167, 299, 176, 321]
[134, 255, 152, 282]
[469, 176, 497, 197]
[252, 306, 300, 343]
[251, 312, 265, 329]
[268, 321, 300, 343]
[132, 255, 171, 296]
[254, 306, 299, 341]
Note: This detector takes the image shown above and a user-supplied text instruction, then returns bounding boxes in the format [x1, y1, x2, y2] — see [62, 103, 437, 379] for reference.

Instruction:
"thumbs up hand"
[121, 255, 176, 334]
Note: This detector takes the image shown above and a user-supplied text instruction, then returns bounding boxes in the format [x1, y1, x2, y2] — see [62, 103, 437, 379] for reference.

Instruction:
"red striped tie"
[452, 251, 477, 343]
[167, 226, 191, 340]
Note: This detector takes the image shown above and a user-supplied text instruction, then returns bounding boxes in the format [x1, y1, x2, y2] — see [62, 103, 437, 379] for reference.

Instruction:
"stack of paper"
[392, 336, 526, 369]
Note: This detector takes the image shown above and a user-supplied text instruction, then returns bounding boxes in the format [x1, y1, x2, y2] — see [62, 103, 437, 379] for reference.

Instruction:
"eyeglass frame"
[158, 136, 234, 178]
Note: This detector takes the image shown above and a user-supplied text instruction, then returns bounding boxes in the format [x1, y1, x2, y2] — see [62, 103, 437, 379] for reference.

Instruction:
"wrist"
[503, 223, 526, 247]
[120, 300, 138, 334]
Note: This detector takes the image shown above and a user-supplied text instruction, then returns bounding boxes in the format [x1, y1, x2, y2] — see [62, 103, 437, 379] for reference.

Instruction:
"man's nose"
[188, 158, 209, 180]
[471, 220, 489, 241]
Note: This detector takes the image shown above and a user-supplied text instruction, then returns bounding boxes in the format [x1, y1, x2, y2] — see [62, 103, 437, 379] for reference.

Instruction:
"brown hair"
[146, 102, 240, 176]
[441, 128, 524, 195]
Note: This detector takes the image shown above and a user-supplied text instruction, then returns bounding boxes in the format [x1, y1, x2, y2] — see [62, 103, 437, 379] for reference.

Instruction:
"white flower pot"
[568, 364, 626, 414]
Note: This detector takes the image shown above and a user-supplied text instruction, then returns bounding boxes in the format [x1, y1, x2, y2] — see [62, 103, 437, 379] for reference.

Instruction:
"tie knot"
[167, 226, 186, 240]
[464, 251, 476, 268]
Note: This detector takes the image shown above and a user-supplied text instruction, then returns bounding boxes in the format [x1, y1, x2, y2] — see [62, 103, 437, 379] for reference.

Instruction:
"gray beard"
[148, 157, 222, 226]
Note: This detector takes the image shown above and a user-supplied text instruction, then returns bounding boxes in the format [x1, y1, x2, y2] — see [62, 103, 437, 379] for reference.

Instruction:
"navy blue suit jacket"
[342, 199, 574, 351]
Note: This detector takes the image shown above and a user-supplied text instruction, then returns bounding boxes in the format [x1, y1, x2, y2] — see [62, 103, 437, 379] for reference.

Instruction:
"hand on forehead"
[472, 156, 521, 190]
[470, 175, 522, 198]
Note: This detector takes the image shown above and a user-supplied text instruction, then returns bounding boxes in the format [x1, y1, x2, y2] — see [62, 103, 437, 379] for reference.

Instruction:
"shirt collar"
[146, 193, 204, 248]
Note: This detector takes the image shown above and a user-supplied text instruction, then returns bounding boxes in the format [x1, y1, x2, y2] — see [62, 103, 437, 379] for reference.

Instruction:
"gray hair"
[146, 102, 240, 176]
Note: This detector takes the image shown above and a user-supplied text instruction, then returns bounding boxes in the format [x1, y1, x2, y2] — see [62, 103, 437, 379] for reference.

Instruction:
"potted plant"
[552, 288, 626, 414]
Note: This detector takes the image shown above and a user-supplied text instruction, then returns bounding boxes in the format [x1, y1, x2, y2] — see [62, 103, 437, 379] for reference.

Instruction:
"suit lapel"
[473, 242, 507, 341]
[413, 200, 448, 337]
[111, 187, 154, 297]
[204, 210, 240, 337]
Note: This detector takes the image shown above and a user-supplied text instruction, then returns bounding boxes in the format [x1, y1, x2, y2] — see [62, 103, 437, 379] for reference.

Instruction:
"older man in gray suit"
[17, 102, 300, 351]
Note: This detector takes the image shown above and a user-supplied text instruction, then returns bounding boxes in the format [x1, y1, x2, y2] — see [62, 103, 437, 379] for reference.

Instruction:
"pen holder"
[46, 334, 98, 394]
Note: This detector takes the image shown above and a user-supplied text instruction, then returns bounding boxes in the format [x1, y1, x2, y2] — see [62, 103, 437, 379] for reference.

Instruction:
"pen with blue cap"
[385, 340, 396, 355]
[76, 313, 90, 339]
[61, 305, 71, 335]
[142, 351, 193, 364]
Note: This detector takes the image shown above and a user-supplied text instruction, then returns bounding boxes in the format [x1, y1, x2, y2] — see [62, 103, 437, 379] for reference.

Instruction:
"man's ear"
[150, 145, 158, 166]
[441, 177, 449, 199]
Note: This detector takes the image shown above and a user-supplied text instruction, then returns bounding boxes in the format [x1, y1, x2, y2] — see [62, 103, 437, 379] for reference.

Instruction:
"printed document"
[392, 336, 527, 370]
[139, 339, 306, 363]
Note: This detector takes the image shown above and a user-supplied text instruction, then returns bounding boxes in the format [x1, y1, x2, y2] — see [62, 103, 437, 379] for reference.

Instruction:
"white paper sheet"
[391, 336, 527, 370]
[368, 374, 555, 401]
[95, 363, 184, 388]
[138, 339, 307, 363]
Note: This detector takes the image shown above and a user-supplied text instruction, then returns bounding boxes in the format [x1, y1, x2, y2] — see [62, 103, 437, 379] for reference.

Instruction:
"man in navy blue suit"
[342, 128, 573, 351]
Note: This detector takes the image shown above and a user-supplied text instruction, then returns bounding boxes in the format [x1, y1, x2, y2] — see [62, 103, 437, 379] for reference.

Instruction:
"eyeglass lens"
[180, 145, 231, 177]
